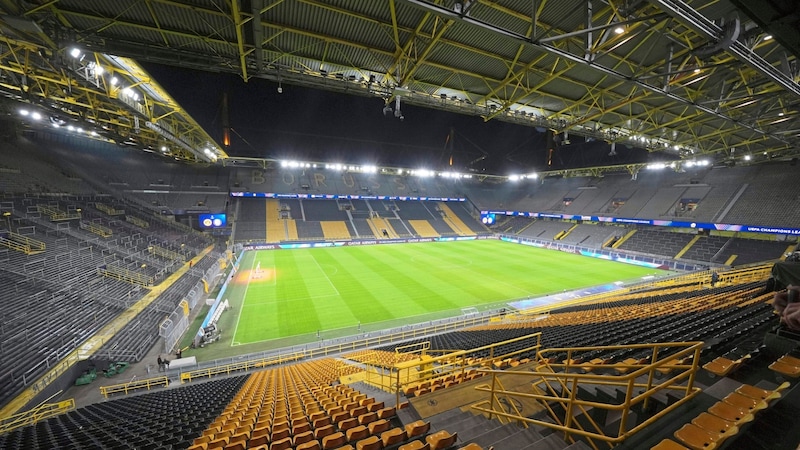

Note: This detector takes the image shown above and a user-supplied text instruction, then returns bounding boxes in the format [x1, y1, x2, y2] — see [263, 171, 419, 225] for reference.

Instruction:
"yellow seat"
[295, 440, 322, 450]
[426, 430, 458, 450]
[768, 360, 800, 378]
[722, 392, 767, 412]
[322, 432, 347, 450]
[355, 435, 382, 450]
[691, 412, 737, 436]
[404, 420, 431, 439]
[381, 427, 407, 447]
[368, 419, 391, 436]
[459, 444, 484, 450]
[270, 436, 293, 450]
[674, 423, 720, 450]
[707, 401, 754, 424]
[650, 439, 689, 450]
[399, 440, 430, 450]
[345, 425, 369, 442]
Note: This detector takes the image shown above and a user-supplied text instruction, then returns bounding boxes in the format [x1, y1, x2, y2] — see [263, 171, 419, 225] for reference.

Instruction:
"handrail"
[99, 376, 169, 398]
[0, 398, 75, 435]
[471, 341, 703, 447]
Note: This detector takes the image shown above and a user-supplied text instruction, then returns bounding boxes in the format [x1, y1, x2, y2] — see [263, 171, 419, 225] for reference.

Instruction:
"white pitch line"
[230, 253, 257, 346]
[309, 253, 340, 296]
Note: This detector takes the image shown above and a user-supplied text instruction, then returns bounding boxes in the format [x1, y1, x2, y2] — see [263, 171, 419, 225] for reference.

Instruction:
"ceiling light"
[70, 48, 81, 58]
[614, 26, 625, 35]
[763, 35, 772, 41]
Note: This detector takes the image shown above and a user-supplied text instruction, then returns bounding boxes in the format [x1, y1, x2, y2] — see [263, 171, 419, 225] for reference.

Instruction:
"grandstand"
[2, 1, 800, 449]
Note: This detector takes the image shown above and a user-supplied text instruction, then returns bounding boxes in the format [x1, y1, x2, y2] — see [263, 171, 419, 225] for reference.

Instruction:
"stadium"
[1, 1, 800, 450]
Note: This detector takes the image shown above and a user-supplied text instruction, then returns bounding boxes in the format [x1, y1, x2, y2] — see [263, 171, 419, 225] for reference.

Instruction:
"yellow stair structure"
[95, 203, 125, 216]
[285, 219, 299, 240]
[368, 217, 399, 238]
[674, 235, 702, 259]
[80, 221, 113, 238]
[555, 223, 579, 240]
[97, 265, 154, 287]
[611, 229, 637, 248]
[36, 205, 80, 221]
[321, 221, 351, 240]
[265, 199, 283, 243]
[148, 245, 184, 261]
[409, 220, 440, 238]
[438, 202, 469, 235]
[125, 215, 149, 228]
[0, 231, 46, 255]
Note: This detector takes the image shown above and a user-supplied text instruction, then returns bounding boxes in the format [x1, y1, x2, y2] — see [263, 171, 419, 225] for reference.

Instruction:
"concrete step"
[483, 425, 545, 449]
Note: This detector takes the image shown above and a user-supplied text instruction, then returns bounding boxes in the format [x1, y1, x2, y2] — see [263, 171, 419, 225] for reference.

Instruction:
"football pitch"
[221, 239, 664, 346]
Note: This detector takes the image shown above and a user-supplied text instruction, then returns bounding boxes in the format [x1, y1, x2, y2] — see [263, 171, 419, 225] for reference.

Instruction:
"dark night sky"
[144, 63, 662, 174]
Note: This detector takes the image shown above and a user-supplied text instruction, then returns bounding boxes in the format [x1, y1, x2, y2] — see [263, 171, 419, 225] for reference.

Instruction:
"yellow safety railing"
[173, 312, 502, 389]
[0, 398, 75, 435]
[0, 231, 46, 254]
[36, 205, 81, 221]
[99, 376, 169, 398]
[126, 215, 150, 228]
[351, 333, 544, 406]
[471, 341, 703, 449]
[148, 245, 184, 261]
[95, 203, 125, 215]
[80, 221, 113, 238]
[97, 266, 154, 286]
[180, 352, 305, 383]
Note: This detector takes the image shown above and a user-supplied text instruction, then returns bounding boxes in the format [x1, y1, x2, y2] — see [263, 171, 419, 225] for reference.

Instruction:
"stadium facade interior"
[2, 1, 800, 450]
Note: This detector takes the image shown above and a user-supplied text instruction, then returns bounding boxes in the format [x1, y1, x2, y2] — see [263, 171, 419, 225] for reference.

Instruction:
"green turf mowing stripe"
[230, 239, 662, 344]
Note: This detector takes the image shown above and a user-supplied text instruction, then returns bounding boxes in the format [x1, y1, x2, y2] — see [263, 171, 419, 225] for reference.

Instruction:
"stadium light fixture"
[763, 34, 773, 41]
[614, 26, 625, 34]
[19, 109, 29, 116]
[70, 48, 82, 58]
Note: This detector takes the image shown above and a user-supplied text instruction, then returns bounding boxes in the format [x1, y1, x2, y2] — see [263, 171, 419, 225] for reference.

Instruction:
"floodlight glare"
[70, 48, 81, 58]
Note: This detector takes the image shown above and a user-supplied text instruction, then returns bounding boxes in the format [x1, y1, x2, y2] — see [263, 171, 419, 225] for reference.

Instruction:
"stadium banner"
[483, 210, 800, 235]
[230, 191, 465, 202]
[499, 235, 691, 271]
[242, 235, 494, 251]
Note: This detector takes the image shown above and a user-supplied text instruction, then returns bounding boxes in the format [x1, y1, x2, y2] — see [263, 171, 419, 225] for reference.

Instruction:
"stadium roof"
[1, 0, 799, 171]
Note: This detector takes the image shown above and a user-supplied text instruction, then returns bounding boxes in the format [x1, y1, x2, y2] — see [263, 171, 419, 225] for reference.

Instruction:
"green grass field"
[222, 239, 663, 346]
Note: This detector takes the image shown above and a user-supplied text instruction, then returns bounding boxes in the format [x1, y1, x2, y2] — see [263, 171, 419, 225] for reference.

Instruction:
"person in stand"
[773, 285, 800, 332]
[157, 356, 164, 372]
[710, 271, 719, 287]
[176, 348, 182, 359]
[163, 357, 170, 370]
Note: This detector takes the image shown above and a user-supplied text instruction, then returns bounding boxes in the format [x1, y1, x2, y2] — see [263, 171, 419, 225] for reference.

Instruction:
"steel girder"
[5, 0, 799, 170]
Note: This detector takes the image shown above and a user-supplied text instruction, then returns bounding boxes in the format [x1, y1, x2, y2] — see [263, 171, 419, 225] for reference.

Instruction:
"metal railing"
[471, 341, 703, 449]
[0, 398, 75, 435]
[99, 376, 169, 398]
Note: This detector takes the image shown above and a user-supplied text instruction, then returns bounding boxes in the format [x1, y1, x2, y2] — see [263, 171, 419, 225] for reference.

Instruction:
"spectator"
[773, 285, 800, 332]
[156, 356, 163, 372]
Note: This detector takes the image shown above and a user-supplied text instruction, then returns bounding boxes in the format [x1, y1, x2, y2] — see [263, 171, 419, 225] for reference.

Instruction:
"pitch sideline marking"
[231, 253, 258, 346]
